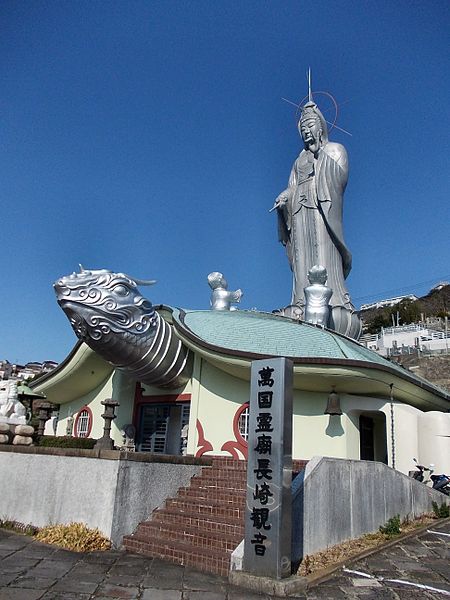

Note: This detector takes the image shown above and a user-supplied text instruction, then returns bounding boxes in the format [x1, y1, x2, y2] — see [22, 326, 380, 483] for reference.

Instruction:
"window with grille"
[74, 407, 92, 438]
[238, 404, 250, 442]
[179, 404, 190, 454]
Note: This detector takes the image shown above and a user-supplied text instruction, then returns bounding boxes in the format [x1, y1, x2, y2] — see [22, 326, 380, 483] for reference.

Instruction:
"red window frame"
[73, 405, 93, 438]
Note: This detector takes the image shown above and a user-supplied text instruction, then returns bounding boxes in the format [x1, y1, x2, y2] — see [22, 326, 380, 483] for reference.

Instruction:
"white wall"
[418, 411, 450, 475]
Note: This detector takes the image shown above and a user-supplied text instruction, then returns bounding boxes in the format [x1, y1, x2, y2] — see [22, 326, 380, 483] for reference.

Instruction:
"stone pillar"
[94, 399, 120, 450]
[37, 402, 54, 436]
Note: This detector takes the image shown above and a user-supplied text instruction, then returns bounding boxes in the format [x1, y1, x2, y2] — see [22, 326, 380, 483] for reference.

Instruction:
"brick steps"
[165, 497, 244, 520]
[200, 467, 247, 481]
[189, 477, 246, 492]
[136, 521, 240, 552]
[152, 507, 245, 538]
[123, 458, 247, 575]
[123, 456, 307, 576]
[124, 535, 231, 576]
[178, 486, 245, 504]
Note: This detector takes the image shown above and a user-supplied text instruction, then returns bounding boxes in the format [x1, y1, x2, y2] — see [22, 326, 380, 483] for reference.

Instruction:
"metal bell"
[324, 387, 342, 416]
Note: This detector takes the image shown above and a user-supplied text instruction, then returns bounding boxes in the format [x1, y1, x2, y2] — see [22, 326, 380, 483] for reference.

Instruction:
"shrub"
[35, 523, 111, 552]
[38, 436, 97, 449]
[432, 501, 450, 519]
[379, 514, 401, 537]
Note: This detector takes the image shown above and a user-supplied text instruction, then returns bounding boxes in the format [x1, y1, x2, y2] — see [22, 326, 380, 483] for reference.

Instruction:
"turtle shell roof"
[175, 309, 396, 365]
[170, 309, 449, 401]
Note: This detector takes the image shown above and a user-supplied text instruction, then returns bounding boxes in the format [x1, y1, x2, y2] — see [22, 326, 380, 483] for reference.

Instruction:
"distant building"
[0, 359, 58, 381]
[360, 323, 449, 357]
[360, 294, 418, 312]
[430, 281, 449, 293]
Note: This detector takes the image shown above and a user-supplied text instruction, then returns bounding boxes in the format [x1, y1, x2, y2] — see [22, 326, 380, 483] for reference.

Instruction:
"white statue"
[0, 381, 27, 422]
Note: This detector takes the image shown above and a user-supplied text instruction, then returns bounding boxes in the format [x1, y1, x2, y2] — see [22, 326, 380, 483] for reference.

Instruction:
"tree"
[397, 300, 421, 325]
[366, 312, 391, 334]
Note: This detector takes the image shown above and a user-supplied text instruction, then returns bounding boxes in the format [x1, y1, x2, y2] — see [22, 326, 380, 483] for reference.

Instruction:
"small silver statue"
[54, 266, 192, 388]
[272, 84, 361, 339]
[207, 272, 243, 311]
[304, 265, 332, 327]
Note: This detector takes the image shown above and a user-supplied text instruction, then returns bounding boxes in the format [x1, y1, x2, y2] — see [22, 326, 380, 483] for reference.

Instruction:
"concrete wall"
[110, 458, 202, 544]
[0, 447, 205, 547]
[292, 456, 450, 561]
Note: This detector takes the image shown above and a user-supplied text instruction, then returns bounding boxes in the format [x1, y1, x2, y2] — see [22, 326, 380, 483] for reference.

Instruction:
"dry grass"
[298, 514, 436, 576]
[35, 522, 111, 552]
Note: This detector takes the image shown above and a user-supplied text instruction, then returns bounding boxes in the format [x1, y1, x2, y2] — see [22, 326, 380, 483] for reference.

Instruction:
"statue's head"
[207, 272, 227, 290]
[298, 102, 328, 153]
[54, 266, 157, 347]
[308, 265, 328, 285]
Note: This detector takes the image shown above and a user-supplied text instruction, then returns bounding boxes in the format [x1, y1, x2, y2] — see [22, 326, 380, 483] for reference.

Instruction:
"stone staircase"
[123, 457, 307, 576]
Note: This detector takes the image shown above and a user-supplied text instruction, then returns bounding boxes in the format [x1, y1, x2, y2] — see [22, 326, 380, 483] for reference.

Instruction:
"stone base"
[0, 416, 26, 425]
[229, 571, 307, 597]
[94, 436, 114, 450]
[0, 422, 34, 445]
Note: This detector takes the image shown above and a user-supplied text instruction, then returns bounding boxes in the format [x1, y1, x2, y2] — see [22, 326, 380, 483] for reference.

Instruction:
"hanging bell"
[324, 387, 342, 416]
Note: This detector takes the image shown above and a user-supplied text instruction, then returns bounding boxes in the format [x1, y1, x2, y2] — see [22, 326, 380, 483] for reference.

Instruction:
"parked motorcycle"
[410, 458, 450, 495]
[410, 458, 433, 483]
[430, 473, 450, 496]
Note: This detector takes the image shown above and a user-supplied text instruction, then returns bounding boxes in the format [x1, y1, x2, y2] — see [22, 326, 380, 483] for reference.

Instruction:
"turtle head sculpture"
[54, 266, 192, 389]
[54, 267, 157, 349]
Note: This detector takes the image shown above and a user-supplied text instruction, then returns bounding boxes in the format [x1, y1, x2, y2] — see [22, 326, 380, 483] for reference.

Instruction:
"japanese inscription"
[244, 358, 293, 579]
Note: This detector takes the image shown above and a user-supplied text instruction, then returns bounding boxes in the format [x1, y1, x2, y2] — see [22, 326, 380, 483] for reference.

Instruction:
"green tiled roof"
[177, 309, 389, 365]
[169, 309, 449, 400]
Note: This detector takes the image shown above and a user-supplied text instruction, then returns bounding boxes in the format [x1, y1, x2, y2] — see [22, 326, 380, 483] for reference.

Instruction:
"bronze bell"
[324, 387, 342, 416]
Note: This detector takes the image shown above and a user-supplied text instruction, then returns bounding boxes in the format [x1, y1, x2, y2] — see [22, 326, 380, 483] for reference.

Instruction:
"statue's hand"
[270, 194, 289, 212]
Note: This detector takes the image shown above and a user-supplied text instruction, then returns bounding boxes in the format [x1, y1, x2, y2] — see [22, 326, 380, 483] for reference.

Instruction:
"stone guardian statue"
[272, 98, 361, 339]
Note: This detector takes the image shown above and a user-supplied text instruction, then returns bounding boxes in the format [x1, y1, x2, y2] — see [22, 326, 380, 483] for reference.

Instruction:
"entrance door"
[358, 413, 387, 463]
[359, 415, 375, 460]
[136, 403, 190, 454]
[137, 405, 170, 453]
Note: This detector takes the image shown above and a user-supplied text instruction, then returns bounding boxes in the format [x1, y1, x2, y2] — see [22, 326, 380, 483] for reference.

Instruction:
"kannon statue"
[273, 98, 361, 339]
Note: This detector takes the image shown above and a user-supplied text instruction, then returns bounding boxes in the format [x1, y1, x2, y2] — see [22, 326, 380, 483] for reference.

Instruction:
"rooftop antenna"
[307, 67, 313, 103]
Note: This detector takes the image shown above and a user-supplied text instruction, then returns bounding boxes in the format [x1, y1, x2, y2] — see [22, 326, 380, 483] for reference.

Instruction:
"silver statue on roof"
[272, 72, 361, 339]
[304, 265, 332, 327]
[207, 272, 243, 311]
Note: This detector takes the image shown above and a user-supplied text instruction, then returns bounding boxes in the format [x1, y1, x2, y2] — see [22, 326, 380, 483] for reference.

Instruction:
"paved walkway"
[0, 520, 448, 599]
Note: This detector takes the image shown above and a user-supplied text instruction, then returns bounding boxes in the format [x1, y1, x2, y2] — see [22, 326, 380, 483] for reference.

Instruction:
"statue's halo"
[296, 91, 338, 133]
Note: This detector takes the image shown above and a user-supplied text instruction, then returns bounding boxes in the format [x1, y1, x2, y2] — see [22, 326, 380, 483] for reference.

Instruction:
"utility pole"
[445, 316, 448, 355]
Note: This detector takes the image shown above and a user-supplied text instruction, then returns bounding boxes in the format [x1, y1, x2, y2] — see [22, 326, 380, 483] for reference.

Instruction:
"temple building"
[32, 305, 450, 476]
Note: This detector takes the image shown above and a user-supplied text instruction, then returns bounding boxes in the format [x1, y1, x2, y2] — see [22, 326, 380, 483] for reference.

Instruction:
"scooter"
[430, 473, 450, 496]
[410, 459, 450, 495]
[410, 458, 433, 483]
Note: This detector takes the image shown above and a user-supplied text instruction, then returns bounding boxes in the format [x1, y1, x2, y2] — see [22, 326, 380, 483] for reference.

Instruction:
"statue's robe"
[277, 141, 360, 338]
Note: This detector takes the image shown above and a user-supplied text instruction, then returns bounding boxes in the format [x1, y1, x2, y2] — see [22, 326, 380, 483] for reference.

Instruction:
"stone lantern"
[94, 398, 120, 450]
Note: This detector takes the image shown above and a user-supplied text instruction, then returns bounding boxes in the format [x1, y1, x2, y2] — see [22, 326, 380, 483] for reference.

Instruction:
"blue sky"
[1, 0, 449, 364]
